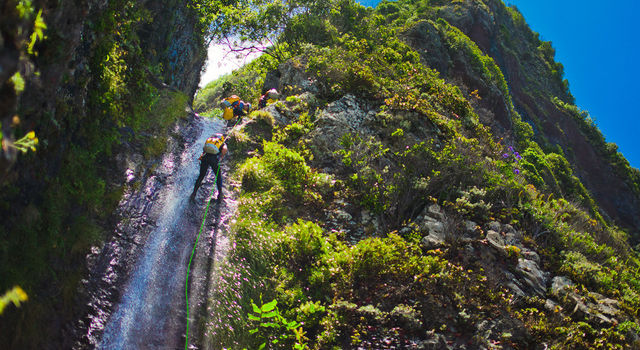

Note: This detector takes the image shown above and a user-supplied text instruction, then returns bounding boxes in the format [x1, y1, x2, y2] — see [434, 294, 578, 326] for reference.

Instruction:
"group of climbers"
[190, 88, 279, 202]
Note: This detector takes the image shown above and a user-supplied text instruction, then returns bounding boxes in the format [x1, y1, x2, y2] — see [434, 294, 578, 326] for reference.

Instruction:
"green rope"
[184, 117, 242, 350]
[184, 164, 220, 350]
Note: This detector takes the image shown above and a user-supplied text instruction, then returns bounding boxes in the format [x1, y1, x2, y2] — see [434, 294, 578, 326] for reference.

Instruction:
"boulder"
[516, 258, 548, 296]
[486, 230, 505, 251]
[486, 221, 501, 233]
[421, 218, 445, 237]
[520, 248, 540, 264]
[550, 276, 575, 297]
[503, 225, 523, 246]
[426, 203, 445, 221]
[420, 216, 446, 250]
[421, 233, 445, 250]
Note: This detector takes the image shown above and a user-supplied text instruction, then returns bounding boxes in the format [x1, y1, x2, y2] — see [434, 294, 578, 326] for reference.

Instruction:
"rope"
[184, 116, 243, 350]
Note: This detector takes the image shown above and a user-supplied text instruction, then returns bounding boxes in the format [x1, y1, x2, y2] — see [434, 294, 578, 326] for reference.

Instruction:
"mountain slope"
[195, 0, 640, 348]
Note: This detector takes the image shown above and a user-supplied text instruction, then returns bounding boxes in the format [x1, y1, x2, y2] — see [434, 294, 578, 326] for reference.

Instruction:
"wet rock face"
[0, 1, 207, 348]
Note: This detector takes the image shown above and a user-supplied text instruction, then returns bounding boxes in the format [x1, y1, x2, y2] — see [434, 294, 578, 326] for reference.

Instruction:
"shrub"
[250, 110, 276, 128]
[262, 141, 311, 197]
[281, 220, 329, 277]
[239, 157, 279, 192]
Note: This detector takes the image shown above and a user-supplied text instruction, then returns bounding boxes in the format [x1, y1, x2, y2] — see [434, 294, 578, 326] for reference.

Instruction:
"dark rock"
[486, 230, 505, 253]
[516, 258, 548, 296]
[550, 276, 575, 297]
[487, 221, 502, 233]
[462, 220, 480, 237]
[402, 20, 451, 76]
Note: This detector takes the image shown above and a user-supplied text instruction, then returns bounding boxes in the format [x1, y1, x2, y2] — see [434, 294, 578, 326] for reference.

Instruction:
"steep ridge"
[402, 0, 640, 237]
[193, 0, 640, 348]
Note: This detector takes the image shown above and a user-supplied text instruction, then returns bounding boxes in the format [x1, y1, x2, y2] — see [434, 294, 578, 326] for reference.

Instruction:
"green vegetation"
[3, 0, 640, 348]
[200, 0, 640, 348]
[0, 287, 28, 315]
[246, 298, 310, 350]
[0, 0, 203, 345]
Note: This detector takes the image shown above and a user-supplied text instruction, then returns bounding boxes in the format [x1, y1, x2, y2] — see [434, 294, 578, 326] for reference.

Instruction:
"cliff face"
[195, 0, 640, 348]
[206, 57, 640, 348]
[140, 0, 207, 96]
[403, 0, 640, 237]
[0, 0, 206, 347]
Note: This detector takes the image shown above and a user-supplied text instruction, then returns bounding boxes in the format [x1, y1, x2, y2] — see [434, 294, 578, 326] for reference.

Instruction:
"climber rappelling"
[220, 94, 251, 127]
[190, 133, 227, 202]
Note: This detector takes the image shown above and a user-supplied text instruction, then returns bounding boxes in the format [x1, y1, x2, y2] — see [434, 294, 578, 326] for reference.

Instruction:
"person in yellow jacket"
[190, 133, 228, 201]
[258, 88, 279, 108]
[220, 95, 251, 127]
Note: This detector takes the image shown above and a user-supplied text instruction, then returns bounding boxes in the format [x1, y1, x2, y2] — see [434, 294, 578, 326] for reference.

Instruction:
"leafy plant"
[246, 298, 308, 350]
[0, 287, 28, 315]
[5, 131, 38, 153]
[27, 9, 47, 55]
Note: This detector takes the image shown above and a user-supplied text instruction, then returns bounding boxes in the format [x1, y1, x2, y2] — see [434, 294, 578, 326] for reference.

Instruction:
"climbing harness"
[184, 116, 243, 350]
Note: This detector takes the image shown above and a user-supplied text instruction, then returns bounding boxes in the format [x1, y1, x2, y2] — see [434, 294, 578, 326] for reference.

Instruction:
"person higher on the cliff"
[220, 95, 251, 127]
[190, 133, 227, 202]
[258, 88, 279, 108]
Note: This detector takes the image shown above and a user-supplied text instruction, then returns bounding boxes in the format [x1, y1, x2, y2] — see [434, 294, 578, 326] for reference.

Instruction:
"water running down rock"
[72, 116, 235, 349]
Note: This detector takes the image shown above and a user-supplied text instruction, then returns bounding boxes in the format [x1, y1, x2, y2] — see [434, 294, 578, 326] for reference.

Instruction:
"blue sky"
[505, 0, 640, 169]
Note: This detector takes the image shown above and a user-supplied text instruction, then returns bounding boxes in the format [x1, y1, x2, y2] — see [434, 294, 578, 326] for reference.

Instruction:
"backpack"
[220, 95, 241, 120]
[203, 135, 225, 154]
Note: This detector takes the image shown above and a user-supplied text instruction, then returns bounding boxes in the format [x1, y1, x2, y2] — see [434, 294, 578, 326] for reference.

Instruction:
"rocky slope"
[406, 0, 640, 240]
[205, 55, 640, 348]
[195, 0, 640, 348]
